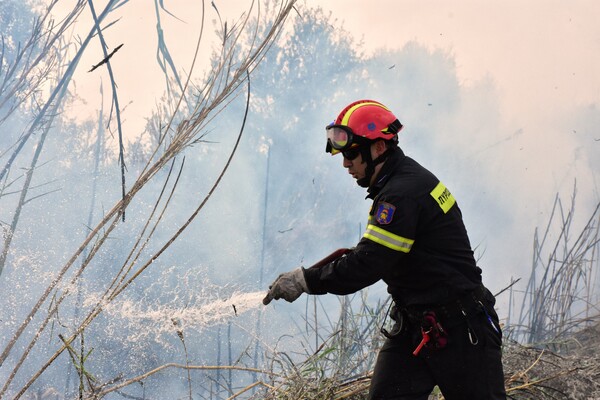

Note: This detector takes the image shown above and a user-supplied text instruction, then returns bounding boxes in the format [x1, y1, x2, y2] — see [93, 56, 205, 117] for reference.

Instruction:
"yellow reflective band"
[341, 102, 391, 126]
[364, 224, 414, 253]
[430, 181, 456, 214]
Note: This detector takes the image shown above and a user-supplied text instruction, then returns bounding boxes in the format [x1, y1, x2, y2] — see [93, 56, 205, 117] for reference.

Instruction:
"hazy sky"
[324, 0, 599, 126]
[64, 0, 600, 139]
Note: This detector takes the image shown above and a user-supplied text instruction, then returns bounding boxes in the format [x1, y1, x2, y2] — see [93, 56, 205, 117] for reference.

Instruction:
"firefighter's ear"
[373, 139, 387, 157]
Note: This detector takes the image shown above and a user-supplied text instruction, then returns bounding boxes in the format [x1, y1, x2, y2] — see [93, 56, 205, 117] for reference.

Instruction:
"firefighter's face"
[343, 150, 367, 182]
[342, 140, 386, 186]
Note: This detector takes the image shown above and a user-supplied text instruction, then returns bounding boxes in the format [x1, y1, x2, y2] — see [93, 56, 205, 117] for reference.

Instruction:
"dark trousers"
[369, 305, 506, 400]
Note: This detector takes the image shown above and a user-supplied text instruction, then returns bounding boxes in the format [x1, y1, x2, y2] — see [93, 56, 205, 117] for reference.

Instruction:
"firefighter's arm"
[304, 195, 419, 295]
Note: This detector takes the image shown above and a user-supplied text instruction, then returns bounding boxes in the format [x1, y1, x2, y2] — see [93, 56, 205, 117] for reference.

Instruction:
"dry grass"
[502, 337, 600, 400]
[236, 327, 600, 400]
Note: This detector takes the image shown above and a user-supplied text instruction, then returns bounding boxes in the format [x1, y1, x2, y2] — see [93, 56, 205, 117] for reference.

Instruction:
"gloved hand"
[262, 268, 308, 305]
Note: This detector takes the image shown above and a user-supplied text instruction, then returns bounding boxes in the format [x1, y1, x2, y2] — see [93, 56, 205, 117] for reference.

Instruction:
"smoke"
[1, 1, 599, 397]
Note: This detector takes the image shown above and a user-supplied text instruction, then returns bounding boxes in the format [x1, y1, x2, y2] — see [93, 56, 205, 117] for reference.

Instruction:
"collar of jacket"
[366, 147, 406, 199]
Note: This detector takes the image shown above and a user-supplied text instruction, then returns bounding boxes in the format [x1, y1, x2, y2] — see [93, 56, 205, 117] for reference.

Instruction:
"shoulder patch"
[430, 181, 456, 213]
[375, 202, 396, 225]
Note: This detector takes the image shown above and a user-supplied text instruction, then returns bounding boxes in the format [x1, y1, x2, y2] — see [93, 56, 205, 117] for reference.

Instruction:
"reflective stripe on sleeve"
[364, 224, 414, 253]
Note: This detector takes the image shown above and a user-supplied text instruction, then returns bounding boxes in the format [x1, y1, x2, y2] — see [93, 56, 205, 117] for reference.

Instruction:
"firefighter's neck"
[369, 141, 388, 186]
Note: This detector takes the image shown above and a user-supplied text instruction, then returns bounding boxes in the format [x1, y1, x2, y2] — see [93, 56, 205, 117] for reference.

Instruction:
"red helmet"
[326, 100, 402, 155]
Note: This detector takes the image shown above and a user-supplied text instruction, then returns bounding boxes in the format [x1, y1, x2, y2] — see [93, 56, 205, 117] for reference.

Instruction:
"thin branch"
[92, 363, 275, 398]
[86, 0, 127, 221]
[87, 43, 123, 72]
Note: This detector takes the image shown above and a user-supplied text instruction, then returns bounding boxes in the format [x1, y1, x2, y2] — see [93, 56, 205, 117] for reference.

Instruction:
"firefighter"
[263, 100, 506, 399]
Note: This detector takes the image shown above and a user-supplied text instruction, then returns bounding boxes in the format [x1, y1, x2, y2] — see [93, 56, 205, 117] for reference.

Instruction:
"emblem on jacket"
[375, 202, 396, 225]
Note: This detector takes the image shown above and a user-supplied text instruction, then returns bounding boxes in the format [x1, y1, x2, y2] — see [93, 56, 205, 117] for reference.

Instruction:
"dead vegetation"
[240, 319, 600, 400]
[502, 339, 600, 400]
[2, 1, 599, 399]
[1, 1, 300, 398]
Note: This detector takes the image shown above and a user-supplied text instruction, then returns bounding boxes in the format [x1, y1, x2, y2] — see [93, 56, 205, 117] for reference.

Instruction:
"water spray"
[98, 290, 266, 341]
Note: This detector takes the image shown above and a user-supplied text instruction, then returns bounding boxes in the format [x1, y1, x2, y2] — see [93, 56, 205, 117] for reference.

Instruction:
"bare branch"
[87, 43, 123, 72]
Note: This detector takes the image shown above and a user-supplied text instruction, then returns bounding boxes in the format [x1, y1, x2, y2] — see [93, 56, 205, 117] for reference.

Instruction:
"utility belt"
[404, 284, 490, 326]
[381, 285, 500, 355]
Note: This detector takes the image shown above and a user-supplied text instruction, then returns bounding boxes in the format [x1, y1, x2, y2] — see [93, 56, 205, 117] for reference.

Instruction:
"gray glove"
[262, 268, 308, 305]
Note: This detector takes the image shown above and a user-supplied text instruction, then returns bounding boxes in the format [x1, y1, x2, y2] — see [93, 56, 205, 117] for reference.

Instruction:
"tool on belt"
[380, 301, 405, 339]
[412, 311, 447, 356]
[380, 287, 499, 355]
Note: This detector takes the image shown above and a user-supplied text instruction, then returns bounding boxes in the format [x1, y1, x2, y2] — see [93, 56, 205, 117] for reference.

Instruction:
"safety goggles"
[341, 147, 362, 160]
[325, 124, 370, 155]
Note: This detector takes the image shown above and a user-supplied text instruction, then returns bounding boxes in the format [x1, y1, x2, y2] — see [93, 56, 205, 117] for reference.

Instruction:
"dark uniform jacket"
[303, 147, 483, 308]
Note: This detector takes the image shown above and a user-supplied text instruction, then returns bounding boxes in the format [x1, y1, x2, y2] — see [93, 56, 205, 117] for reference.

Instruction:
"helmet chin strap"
[356, 145, 393, 188]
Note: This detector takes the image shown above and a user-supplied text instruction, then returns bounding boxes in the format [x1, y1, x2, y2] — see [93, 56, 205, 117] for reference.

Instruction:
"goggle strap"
[382, 119, 403, 134]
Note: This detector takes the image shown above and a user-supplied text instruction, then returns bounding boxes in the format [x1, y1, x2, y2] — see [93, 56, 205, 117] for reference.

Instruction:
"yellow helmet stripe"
[364, 223, 414, 253]
[340, 101, 390, 126]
